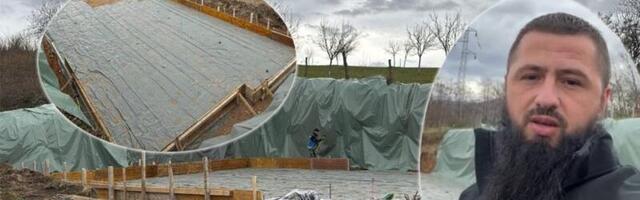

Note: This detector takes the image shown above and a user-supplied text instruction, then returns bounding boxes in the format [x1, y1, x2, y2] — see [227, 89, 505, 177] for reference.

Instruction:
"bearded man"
[459, 12, 640, 200]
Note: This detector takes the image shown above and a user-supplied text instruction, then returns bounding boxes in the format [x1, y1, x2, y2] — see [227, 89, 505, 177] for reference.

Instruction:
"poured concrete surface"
[46, 0, 294, 150]
[127, 168, 422, 199]
[420, 173, 468, 200]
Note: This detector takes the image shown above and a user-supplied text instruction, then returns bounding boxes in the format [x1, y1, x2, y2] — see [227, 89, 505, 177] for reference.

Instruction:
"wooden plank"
[311, 158, 350, 170]
[203, 157, 210, 200]
[122, 168, 127, 200]
[236, 93, 257, 116]
[250, 59, 296, 101]
[161, 85, 244, 151]
[168, 160, 175, 200]
[92, 183, 233, 196]
[62, 58, 114, 142]
[170, 0, 292, 48]
[108, 166, 114, 200]
[141, 152, 147, 199]
[252, 176, 257, 200]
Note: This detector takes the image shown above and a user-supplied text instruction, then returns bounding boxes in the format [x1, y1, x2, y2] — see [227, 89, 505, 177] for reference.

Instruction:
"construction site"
[418, 0, 640, 198]
[0, 0, 434, 199]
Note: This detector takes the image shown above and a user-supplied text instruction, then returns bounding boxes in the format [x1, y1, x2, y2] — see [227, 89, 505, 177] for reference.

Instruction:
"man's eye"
[563, 79, 582, 87]
[520, 74, 539, 81]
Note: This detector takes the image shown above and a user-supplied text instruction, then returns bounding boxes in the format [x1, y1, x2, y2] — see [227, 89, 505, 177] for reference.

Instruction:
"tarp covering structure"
[201, 77, 430, 171]
[45, 0, 295, 150]
[37, 48, 92, 125]
[430, 119, 640, 187]
[0, 104, 127, 172]
[430, 129, 475, 185]
[0, 77, 429, 172]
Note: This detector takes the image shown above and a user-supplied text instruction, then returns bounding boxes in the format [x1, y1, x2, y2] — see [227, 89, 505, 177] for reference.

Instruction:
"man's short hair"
[507, 12, 611, 86]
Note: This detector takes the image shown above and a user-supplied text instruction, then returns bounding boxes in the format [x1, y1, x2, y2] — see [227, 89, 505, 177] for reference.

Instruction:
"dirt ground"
[0, 163, 89, 200]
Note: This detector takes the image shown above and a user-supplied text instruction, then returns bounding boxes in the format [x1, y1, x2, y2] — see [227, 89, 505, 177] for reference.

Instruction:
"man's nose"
[534, 78, 561, 108]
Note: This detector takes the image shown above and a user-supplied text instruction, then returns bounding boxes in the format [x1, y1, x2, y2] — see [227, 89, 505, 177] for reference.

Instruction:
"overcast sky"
[0, 0, 623, 68]
[432, 0, 639, 99]
[0, 0, 45, 38]
[275, 0, 617, 68]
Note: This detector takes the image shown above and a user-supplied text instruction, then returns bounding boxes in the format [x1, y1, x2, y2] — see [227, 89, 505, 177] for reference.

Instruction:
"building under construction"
[0, 0, 434, 199]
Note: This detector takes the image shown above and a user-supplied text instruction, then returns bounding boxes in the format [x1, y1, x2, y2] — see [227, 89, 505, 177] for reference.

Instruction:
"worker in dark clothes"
[459, 13, 640, 200]
[307, 128, 323, 158]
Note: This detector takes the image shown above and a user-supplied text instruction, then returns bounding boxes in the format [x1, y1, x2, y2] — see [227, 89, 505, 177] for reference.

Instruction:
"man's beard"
[480, 106, 604, 200]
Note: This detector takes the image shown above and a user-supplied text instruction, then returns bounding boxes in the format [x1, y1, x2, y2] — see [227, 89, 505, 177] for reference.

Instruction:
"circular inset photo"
[421, 0, 640, 199]
[39, 0, 296, 151]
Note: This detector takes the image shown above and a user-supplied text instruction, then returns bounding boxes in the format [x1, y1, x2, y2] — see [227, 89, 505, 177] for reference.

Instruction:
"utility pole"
[457, 28, 479, 122]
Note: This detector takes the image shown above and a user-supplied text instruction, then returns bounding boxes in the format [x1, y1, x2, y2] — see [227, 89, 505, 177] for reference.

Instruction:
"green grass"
[297, 65, 438, 84]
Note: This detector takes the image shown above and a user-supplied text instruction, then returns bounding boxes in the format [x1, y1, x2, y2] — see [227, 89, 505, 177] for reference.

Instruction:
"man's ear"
[600, 85, 612, 116]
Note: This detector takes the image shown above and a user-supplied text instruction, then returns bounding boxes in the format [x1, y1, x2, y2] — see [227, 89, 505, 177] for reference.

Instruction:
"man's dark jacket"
[459, 128, 640, 200]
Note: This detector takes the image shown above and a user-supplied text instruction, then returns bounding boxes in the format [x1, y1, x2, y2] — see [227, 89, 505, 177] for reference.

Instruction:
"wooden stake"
[21, 162, 24, 169]
[62, 162, 67, 181]
[43, 160, 49, 176]
[81, 168, 88, 190]
[141, 152, 147, 200]
[370, 177, 375, 199]
[203, 157, 210, 200]
[33, 160, 37, 172]
[250, 13, 254, 23]
[169, 160, 175, 200]
[267, 18, 271, 30]
[252, 176, 257, 200]
[237, 94, 257, 116]
[108, 166, 114, 200]
[122, 167, 127, 200]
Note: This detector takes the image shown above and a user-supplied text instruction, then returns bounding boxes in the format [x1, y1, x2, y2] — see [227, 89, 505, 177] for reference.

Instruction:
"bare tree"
[407, 23, 436, 68]
[402, 40, 414, 67]
[385, 40, 401, 67]
[314, 19, 339, 71]
[335, 21, 360, 79]
[270, 0, 301, 37]
[427, 11, 465, 54]
[26, 0, 64, 46]
[601, 0, 640, 116]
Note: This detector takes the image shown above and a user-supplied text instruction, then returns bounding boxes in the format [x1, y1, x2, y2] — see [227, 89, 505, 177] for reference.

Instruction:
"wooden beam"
[236, 93, 257, 116]
[250, 59, 296, 100]
[61, 58, 114, 142]
[161, 84, 245, 151]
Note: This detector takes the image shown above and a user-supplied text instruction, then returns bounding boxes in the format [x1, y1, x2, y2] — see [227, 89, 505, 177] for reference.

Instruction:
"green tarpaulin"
[38, 48, 91, 125]
[1, 77, 430, 172]
[213, 77, 430, 171]
[432, 119, 640, 186]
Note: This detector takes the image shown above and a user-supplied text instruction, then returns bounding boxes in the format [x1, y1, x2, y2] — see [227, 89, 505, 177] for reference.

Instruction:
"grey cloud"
[334, 0, 458, 16]
[317, 0, 343, 5]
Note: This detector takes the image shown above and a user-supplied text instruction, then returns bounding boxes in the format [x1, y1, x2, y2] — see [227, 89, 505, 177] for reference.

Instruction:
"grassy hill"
[0, 36, 48, 111]
[297, 65, 438, 84]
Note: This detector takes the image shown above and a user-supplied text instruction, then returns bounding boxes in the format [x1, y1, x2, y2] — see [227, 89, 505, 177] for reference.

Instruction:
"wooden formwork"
[162, 59, 296, 152]
[50, 158, 348, 199]
[41, 35, 114, 142]
[172, 0, 295, 48]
